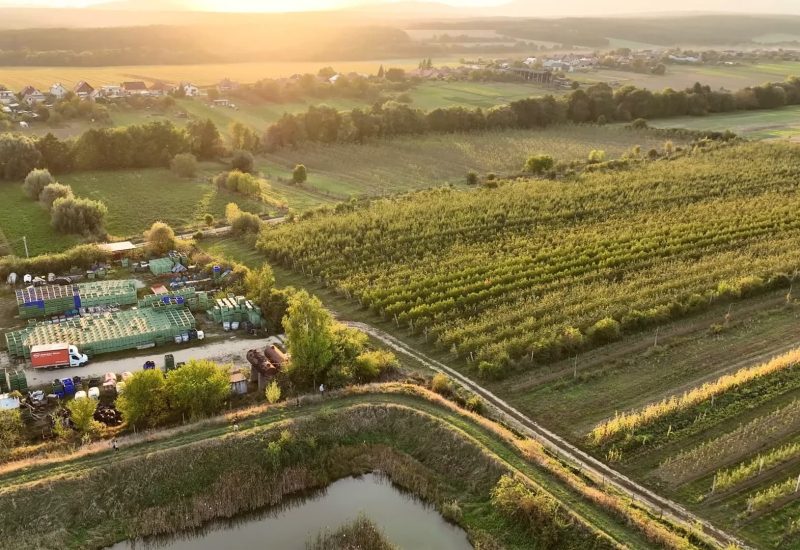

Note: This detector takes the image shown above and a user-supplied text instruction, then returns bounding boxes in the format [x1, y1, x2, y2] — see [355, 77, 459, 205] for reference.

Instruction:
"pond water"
[110, 473, 472, 550]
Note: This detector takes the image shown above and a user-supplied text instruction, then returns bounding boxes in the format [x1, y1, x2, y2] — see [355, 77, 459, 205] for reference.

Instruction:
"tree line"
[264, 78, 800, 149]
[0, 119, 224, 180]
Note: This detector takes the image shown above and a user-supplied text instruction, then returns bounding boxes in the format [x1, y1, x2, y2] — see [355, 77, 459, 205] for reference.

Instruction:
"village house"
[0, 89, 15, 105]
[20, 86, 46, 106]
[98, 84, 123, 98]
[50, 83, 68, 99]
[121, 81, 148, 95]
[217, 78, 239, 93]
[149, 81, 175, 96]
[181, 82, 200, 97]
[73, 81, 95, 99]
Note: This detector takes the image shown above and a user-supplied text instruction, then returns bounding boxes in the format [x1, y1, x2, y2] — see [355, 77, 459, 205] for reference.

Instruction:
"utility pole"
[22, 236, 29, 259]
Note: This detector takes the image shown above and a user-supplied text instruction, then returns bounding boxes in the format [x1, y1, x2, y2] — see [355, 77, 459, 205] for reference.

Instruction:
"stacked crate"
[5, 308, 196, 359]
[138, 287, 197, 309]
[78, 279, 138, 308]
[206, 296, 263, 327]
[16, 285, 80, 319]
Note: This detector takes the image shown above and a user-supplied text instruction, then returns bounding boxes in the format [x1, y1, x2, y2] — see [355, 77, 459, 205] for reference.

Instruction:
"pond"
[110, 473, 473, 550]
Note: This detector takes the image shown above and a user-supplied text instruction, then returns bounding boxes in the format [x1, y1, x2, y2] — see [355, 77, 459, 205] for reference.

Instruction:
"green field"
[0, 184, 81, 256]
[649, 105, 800, 139]
[262, 125, 680, 196]
[407, 80, 560, 110]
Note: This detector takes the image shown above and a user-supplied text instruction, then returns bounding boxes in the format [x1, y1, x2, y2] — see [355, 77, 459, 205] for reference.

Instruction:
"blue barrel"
[162, 296, 171, 304]
[176, 296, 185, 305]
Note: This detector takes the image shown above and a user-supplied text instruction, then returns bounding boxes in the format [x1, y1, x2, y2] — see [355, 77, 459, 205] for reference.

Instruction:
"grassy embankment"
[0, 386, 709, 550]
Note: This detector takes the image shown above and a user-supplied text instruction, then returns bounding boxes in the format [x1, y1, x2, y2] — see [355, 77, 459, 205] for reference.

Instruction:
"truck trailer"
[30, 343, 89, 369]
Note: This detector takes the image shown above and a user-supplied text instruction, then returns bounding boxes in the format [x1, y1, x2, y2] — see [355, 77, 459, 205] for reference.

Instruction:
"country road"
[347, 321, 750, 550]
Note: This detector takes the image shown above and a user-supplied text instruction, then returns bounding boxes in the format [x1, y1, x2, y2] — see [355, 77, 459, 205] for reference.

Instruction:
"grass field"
[262, 125, 679, 196]
[0, 184, 81, 256]
[407, 80, 562, 110]
[649, 105, 800, 139]
[0, 57, 467, 90]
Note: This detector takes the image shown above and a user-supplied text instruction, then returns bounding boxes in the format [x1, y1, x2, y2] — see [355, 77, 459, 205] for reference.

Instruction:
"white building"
[50, 83, 68, 99]
[0, 90, 15, 105]
[182, 83, 200, 97]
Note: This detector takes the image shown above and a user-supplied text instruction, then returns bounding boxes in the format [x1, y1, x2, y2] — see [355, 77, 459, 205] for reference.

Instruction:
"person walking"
[319, 383, 325, 398]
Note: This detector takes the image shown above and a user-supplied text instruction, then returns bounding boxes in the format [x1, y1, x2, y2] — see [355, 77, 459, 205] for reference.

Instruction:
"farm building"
[98, 241, 137, 259]
[122, 81, 148, 95]
[15, 279, 138, 319]
[5, 306, 196, 359]
[73, 81, 95, 98]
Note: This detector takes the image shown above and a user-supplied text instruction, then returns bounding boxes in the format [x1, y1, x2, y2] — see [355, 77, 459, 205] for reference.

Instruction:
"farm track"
[349, 321, 751, 549]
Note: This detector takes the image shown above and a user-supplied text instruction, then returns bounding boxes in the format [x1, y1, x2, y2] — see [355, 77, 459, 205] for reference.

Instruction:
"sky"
[1, 0, 799, 14]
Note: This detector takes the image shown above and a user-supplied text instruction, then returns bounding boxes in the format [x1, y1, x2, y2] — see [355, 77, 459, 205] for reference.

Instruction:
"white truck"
[30, 343, 89, 369]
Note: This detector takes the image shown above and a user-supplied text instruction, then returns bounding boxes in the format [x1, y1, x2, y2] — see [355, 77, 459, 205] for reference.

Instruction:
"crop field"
[262, 125, 681, 195]
[649, 105, 800, 140]
[258, 141, 800, 547]
[573, 62, 800, 92]
[259, 142, 800, 378]
[407, 80, 561, 109]
[0, 57, 468, 90]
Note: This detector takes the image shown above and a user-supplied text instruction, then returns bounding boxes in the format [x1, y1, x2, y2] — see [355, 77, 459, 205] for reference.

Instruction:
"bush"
[193, 230, 204, 240]
[204, 213, 214, 226]
[265, 380, 281, 404]
[478, 360, 504, 380]
[39, 182, 73, 209]
[0, 243, 107, 279]
[466, 171, 479, 185]
[166, 359, 230, 419]
[586, 317, 621, 344]
[292, 164, 307, 184]
[22, 168, 54, 199]
[50, 196, 107, 236]
[524, 154, 554, 174]
[352, 350, 399, 382]
[587, 150, 606, 164]
[630, 118, 649, 129]
[144, 221, 176, 255]
[116, 369, 168, 429]
[66, 398, 101, 435]
[431, 373, 453, 396]
[466, 395, 485, 414]
[231, 210, 262, 236]
[230, 149, 254, 173]
[170, 153, 198, 178]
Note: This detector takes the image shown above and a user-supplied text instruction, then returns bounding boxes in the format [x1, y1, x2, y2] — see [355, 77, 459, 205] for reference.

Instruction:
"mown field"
[259, 142, 800, 377]
[0, 165, 277, 255]
[262, 125, 680, 195]
[649, 105, 800, 139]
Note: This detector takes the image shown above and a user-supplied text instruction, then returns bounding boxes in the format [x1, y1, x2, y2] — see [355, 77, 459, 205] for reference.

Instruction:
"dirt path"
[349, 321, 751, 550]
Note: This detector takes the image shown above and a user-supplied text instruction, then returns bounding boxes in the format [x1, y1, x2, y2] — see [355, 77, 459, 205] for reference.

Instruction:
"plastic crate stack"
[4, 308, 196, 359]
[206, 295, 263, 328]
[138, 287, 198, 309]
[15, 285, 80, 319]
[0, 369, 27, 393]
[78, 279, 138, 308]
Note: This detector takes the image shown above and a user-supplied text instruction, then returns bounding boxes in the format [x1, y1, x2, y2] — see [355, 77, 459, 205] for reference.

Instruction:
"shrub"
[431, 373, 453, 396]
[231, 211, 262, 236]
[0, 243, 107, 279]
[230, 149, 255, 173]
[292, 164, 307, 184]
[586, 317, 621, 344]
[204, 213, 214, 226]
[170, 153, 198, 178]
[466, 395, 485, 414]
[193, 230, 204, 240]
[352, 350, 399, 382]
[39, 182, 73, 209]
[478, 360, 504, 380]
[22, 168, 54, 199]
[524, 154, 554, 174]
[144, 221, 177, 255]
[116, 369, 168, 429]
[630, 118, 649, 129]
[166, 359, 230, 419]
[466, 171, 479, 185]
[50, 196, 107, 236]
[587, 150, 606, 164]
[265, 380, 281, 404]
[66, 398, 101, 435]
[0, 409, 23, 455]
